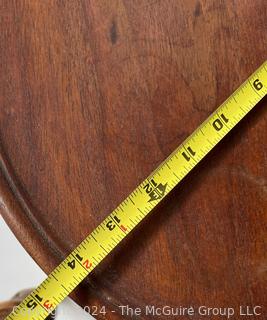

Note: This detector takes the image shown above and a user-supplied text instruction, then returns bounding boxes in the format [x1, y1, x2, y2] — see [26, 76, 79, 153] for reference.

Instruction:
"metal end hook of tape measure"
[5, 61, 267, 320]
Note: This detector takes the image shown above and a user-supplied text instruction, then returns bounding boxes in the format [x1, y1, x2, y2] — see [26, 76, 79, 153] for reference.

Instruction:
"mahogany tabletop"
[0, 1, 266, 319]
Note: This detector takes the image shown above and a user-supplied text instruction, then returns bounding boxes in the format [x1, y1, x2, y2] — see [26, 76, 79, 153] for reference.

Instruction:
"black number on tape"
[26, 300, 38, 310]
[253, 79, 263, 91]
[182, 146, 196, 162]
[68, 259, 76, 270]
[213, 113, 229, 131]
[106, 216, 121, 231]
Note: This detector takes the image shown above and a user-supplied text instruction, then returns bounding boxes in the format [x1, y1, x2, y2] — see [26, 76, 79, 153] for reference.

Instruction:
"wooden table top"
[0, 1, 266, 319]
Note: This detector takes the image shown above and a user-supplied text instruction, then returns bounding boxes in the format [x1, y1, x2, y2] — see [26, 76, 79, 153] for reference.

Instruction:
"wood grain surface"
[0, 1, 266, 319]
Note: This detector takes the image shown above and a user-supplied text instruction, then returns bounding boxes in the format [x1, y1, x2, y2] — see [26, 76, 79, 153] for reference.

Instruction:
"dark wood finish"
[0, 1, 266, 319]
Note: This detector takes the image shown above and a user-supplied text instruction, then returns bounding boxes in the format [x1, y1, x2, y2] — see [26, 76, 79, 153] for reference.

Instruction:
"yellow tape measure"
[6, 61, 267, 320]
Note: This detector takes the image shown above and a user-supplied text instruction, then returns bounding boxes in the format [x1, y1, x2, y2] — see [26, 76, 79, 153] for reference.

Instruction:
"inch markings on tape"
[6, 61, 267, 320]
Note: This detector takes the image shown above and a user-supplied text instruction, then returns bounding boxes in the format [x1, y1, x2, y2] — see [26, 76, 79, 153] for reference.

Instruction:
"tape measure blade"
[5, 61, 267, 320]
